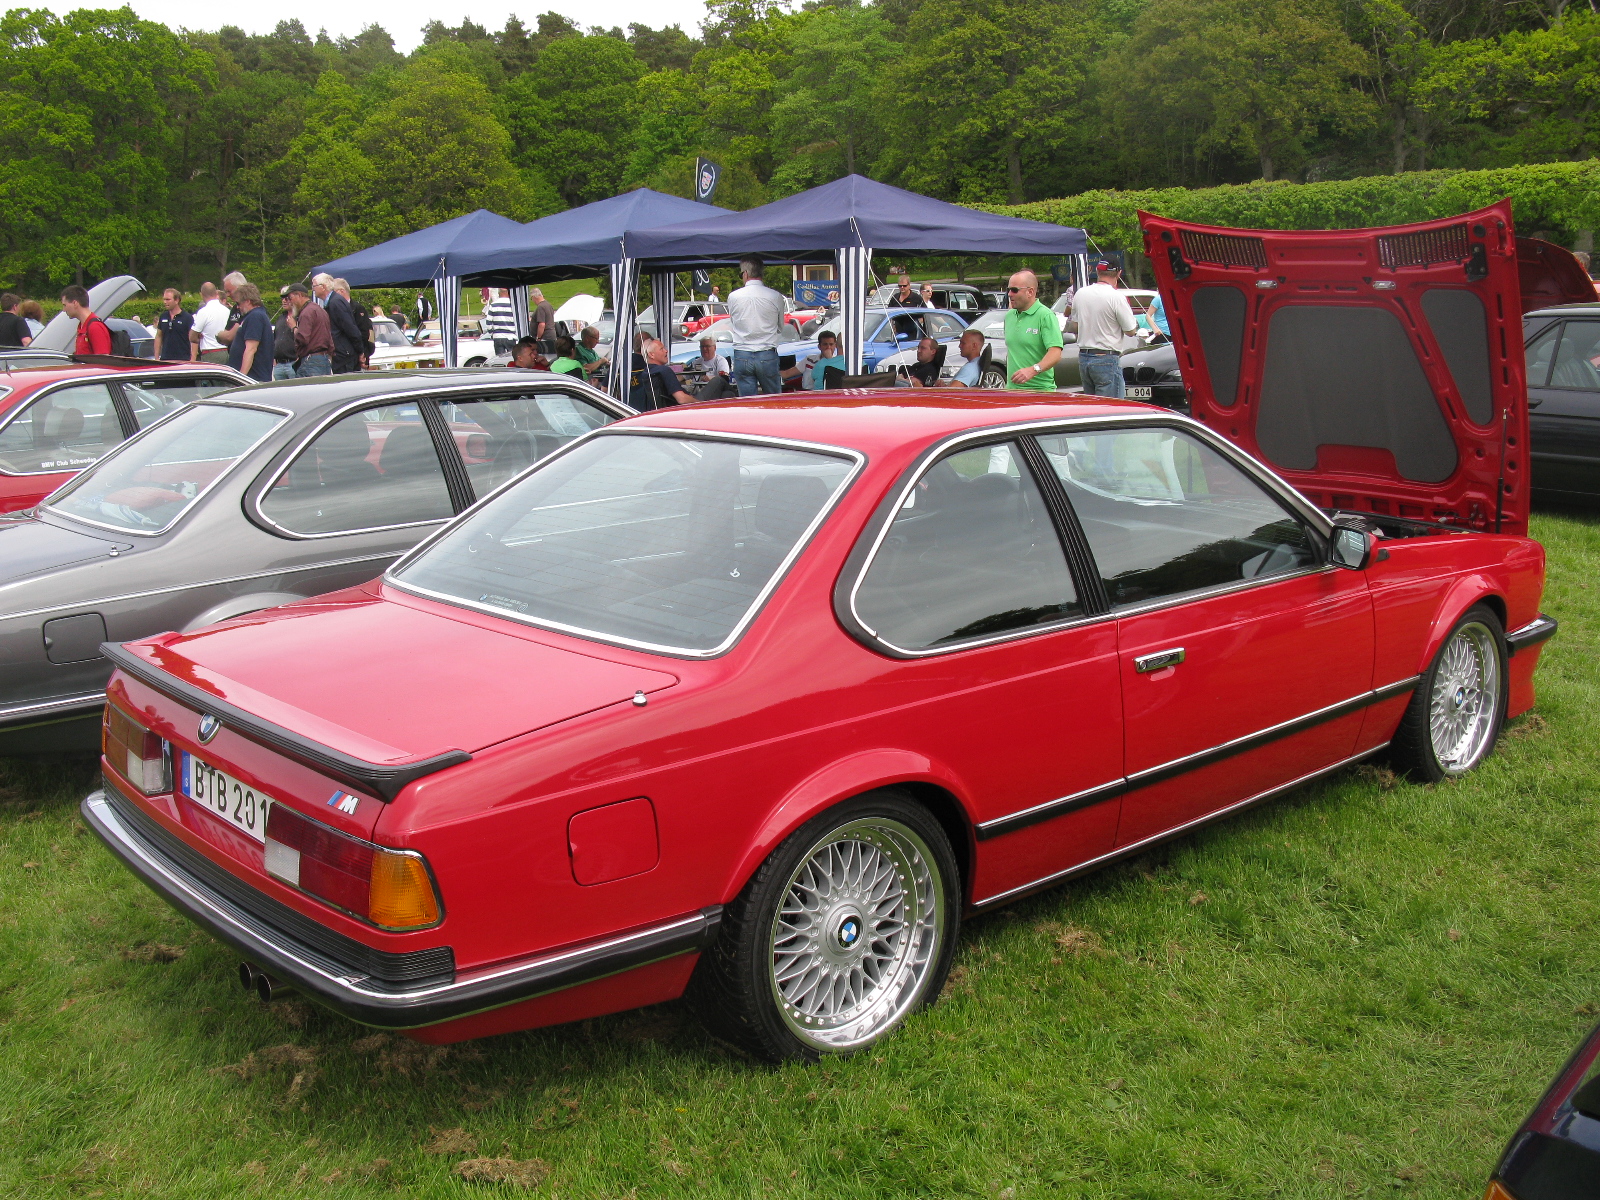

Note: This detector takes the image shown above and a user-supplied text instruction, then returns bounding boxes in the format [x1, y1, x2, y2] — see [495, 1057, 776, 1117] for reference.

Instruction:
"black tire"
[688, 790, 961, 1063]
[1389, 603, 1508, 782]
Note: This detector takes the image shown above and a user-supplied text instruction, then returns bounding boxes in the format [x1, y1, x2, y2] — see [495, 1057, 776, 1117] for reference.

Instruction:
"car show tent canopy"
[625, 174, 1091, 373]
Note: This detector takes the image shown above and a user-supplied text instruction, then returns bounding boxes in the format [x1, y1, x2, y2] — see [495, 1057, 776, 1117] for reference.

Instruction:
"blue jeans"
[296, 354, 331, 377]
[733, 348, 781, 397]
[272, 361, 296, 380]
[1079, 349, 1124, 398]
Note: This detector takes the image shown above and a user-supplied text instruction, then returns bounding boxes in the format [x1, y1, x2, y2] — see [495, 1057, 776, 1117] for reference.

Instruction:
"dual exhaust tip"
[238, 961, 291, 1002]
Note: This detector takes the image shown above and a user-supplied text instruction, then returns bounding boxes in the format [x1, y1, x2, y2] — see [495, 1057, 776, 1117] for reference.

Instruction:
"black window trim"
[834, 413, 1337, 660]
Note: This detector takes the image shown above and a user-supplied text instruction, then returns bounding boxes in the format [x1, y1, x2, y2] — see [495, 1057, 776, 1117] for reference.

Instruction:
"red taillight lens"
[263, 804, 441, 930]
[102, 703, 171, 795]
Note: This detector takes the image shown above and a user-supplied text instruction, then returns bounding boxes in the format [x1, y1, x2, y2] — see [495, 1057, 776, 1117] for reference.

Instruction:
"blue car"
[671, 307, 970, 380]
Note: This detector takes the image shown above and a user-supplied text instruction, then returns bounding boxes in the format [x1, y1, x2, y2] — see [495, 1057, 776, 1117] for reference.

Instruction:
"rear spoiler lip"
[100, 640, 470, 802]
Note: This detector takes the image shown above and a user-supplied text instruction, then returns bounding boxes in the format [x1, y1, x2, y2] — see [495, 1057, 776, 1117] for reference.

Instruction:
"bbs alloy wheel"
[978, 367, 1008, 389]
[1391, 604, 1507, 782]
[689, 791, 960, 1062]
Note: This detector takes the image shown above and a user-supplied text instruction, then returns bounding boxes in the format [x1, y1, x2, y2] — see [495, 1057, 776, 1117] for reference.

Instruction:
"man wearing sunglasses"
[1003, 269, 1064, 391]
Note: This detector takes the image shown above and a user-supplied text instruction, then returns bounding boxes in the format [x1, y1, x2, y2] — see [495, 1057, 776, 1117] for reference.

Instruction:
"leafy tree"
[629, 23, 700, 72]
[769, 4, 895, 191]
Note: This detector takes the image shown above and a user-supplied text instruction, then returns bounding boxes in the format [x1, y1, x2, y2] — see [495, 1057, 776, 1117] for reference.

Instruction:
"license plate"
[1127, 386, 1153, 399]
[180, 752, 271, 843]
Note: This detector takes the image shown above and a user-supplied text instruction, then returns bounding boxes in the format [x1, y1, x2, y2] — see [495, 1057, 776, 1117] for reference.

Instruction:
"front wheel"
[688, 791, 960, 1062]
[1390, 604, 1507, 781]
[978, 366, 1008, 389]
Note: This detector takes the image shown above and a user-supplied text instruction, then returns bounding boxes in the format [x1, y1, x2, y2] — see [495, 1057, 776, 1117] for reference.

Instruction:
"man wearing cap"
[1002, 269, 1064, 391]
[1071, 258, 1138, 397]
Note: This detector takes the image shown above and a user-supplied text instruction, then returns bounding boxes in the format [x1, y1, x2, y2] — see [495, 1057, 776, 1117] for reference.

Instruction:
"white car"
[369, 318, 502, 370]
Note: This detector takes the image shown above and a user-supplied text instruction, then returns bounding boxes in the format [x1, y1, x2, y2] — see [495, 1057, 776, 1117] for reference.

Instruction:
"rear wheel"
[978, 366, 1008, 389]
[1390, 604, 1507, 781]
[688, 791, 959, 1062]
[465, 356, 487, 367]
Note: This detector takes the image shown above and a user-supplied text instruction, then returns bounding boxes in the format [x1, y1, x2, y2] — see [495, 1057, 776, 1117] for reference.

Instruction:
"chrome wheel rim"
[769, 818, 945, 1052]
[1429, 621, 1500, 774]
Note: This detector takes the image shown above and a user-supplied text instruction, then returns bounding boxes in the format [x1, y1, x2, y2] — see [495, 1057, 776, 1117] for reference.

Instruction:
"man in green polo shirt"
[1003, 269, 1063, 390]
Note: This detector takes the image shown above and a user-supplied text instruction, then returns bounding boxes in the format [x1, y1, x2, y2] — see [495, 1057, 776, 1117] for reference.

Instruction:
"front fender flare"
[719, 748, 977, 906]
[1416, 574, 1505, 675]
[180, 592, 306, 634]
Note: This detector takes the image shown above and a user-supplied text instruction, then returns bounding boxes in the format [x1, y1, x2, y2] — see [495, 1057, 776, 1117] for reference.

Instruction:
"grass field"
[2, 511, 1598, 1198]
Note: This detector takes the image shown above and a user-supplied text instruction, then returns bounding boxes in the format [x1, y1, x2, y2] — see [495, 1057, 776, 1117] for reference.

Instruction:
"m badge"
[327, 791, 360, 816]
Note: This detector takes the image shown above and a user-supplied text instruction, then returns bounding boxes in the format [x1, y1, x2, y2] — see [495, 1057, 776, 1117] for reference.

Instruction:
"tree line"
[0, 0, 1593, 292]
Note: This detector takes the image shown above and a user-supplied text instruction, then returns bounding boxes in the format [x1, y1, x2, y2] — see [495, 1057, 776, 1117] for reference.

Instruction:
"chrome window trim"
[246, 379, 629, 541]
[42, 399, 293, 538]
[385, 426, 868, 661]
[842, 411, 1334, 659]
[0, 549, 400, 623]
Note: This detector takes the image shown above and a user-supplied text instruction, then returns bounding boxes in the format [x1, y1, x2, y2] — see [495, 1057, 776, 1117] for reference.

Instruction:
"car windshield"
[372, 322, 410, 348]
[47, 402, 284, 533]
[391, 433, 856, 653]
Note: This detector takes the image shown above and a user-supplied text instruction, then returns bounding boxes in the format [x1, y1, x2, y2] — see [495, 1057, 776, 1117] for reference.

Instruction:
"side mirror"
[1329, 521, 1373, 571]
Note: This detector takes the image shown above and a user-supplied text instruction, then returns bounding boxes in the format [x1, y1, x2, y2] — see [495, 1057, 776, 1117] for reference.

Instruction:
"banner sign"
[694, 157, 721, 203]
[794, 279, 841, 307]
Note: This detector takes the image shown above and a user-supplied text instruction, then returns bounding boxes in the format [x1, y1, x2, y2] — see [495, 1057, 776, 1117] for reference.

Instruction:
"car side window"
[1548, 320, 1600, 391]
[922, 313, 964, 338]
[0, 383, 122, 475]
[853, 442, 1080, 650]
[1524, 324, 1559, 387]
[259, 404, 453, 535]
[1035, 427, 1318, 609]
[870, 320, 896, 344]
[121, 376, 238, 429]
[436, 392, 616, 497]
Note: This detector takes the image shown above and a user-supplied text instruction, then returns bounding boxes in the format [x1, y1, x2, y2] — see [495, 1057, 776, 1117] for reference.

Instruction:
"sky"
[36, 0, 710, 51]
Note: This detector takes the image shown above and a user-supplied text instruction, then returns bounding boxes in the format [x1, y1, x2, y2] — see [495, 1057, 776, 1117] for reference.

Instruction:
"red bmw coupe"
[85, 206, 1556, 1060]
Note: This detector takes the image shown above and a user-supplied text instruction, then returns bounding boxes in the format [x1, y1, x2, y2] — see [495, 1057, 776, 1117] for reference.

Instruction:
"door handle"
[1134, 647, 1185, 673]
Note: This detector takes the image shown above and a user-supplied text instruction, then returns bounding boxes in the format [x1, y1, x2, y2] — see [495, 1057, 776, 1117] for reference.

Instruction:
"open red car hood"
[1141, 200, 1592, 536]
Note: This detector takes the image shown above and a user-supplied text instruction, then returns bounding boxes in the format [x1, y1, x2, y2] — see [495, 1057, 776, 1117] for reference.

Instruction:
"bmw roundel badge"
[197, 714, 220, 743]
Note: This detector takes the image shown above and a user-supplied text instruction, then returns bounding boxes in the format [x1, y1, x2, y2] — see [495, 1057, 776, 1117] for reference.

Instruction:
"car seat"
[39, 405, 84, 450]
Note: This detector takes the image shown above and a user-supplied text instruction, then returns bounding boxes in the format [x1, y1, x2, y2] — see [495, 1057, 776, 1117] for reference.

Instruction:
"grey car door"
[1527, 318, 1600, 499]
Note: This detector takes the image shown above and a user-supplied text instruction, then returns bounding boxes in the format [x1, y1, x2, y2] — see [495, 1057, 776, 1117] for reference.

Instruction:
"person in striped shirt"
[483, 289, 517, 346]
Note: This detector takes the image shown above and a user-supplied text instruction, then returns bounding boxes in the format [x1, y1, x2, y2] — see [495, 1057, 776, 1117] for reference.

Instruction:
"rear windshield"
[47, 402, 283, 533]
[391, 433, 856, 653]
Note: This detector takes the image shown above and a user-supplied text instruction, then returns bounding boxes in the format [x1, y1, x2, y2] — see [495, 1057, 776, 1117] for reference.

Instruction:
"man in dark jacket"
[0, 293, 32, 348]
[272, 288, 298, 379]
[314, 272, 362, 373]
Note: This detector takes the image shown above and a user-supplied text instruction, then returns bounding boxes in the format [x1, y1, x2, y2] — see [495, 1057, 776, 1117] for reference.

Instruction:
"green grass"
[3, 512, 1599, 1198]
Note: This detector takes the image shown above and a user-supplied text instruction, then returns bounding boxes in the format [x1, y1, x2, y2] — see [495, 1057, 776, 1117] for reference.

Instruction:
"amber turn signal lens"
[102, 703, 171, 796]
[367, 851, 441, 930]
[1484, 1180, 1517, 1200]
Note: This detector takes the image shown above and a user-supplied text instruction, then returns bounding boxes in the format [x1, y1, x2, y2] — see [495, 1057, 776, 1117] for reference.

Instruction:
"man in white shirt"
[690, 335, 730, 380]
[188, 282, 231, 364]
[1071, 258, 1138, 397]
[725, 257, 788, 395]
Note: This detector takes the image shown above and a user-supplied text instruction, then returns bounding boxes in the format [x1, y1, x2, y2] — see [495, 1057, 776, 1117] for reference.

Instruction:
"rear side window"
[0, 382, 121, 475]
[121, 376, 238, 429]
[1525, 323, 1559, 387]
[1549, 320, 1600, 391]
[1258, 304, 1457, 484]
[1036, 427, 1317, 608]
[436, 392, 615, 497]
[853, 442, 1080, 650]
[922, 313, 965, 337]
[259, 405, 453, 535]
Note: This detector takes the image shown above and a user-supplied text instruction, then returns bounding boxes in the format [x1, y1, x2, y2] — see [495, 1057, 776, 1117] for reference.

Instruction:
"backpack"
[87, 316, 133, 358]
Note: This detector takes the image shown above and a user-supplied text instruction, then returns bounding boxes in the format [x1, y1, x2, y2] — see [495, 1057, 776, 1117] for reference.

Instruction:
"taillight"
[1484, 1181, 1517, 1200]
[103, 703, 171, 795]
[264, 804, 441, 930]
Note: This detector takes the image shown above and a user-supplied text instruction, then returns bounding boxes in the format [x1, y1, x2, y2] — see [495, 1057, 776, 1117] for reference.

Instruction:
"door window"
[853, 442, 1080, 650]
[121, 376, 239, 429]
[922, 312, 965, 338]
[1548, 320, 1600, 391]
[436, 392, 617, 497]
[1035, 427, 1318, 608]
[258, 404, 453, 535]
[869, 319, 896, 344]
[0, 383, 122, 475]
[1525, 323, 1559, 388]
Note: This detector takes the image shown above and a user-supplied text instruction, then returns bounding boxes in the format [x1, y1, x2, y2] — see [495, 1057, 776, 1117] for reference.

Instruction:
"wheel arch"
[1419, 578, 1508, 675]
[180, 592, 306, 634]
[721, 749, 978, 908]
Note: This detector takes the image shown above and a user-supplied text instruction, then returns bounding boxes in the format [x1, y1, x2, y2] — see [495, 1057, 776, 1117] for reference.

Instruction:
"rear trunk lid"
[1140, 200, 1581, 537]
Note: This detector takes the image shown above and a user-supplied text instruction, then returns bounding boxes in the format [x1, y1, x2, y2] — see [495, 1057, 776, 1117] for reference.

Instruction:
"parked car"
[776, 307, 970, 379]
[386, 320, 501, 370]
[637, 301, 729, 339]
[30, 275, 146, 353]
[962, 308, 1076, 390]
[1484, 1019, 1600, 1200]
[870, 282, 988, 315]
[0, 369, 630, 752]
[1521, 300, 1600, 502]
[83, 212, 1554, 1059]
[0, 362, 246, 514]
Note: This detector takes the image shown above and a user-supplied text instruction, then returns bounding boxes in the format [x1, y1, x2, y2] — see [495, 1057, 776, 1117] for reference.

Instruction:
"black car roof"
[1525, 302, 1600, 318]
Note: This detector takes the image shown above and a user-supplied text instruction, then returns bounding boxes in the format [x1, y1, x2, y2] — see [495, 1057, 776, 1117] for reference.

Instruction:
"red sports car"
[85, 207, 1555, 1060]
[0, 361, 246, 512]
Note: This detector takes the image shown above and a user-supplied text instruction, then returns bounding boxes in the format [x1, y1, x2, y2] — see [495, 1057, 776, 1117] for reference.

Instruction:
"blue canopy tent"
[451, 189, 729, 399]
[625, 174, 1089, 374]
[314, 208, 527, 367]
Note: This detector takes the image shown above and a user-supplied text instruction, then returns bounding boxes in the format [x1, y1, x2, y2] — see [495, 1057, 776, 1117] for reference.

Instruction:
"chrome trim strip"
[83, 787, 719, 1029]
[973, 745, 1387, 909]
[974, 676, 1421, 841]
[0, 369, 248, 478]
[43, 400, 294, 538]
[841, 412, 1336, 659]
[0, 691, 105, 724]
[1506, 613, 1558, 655]
[0, 550, 399, 624]
[245, 378, 630, 541]
[385, 427, 869, 661]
